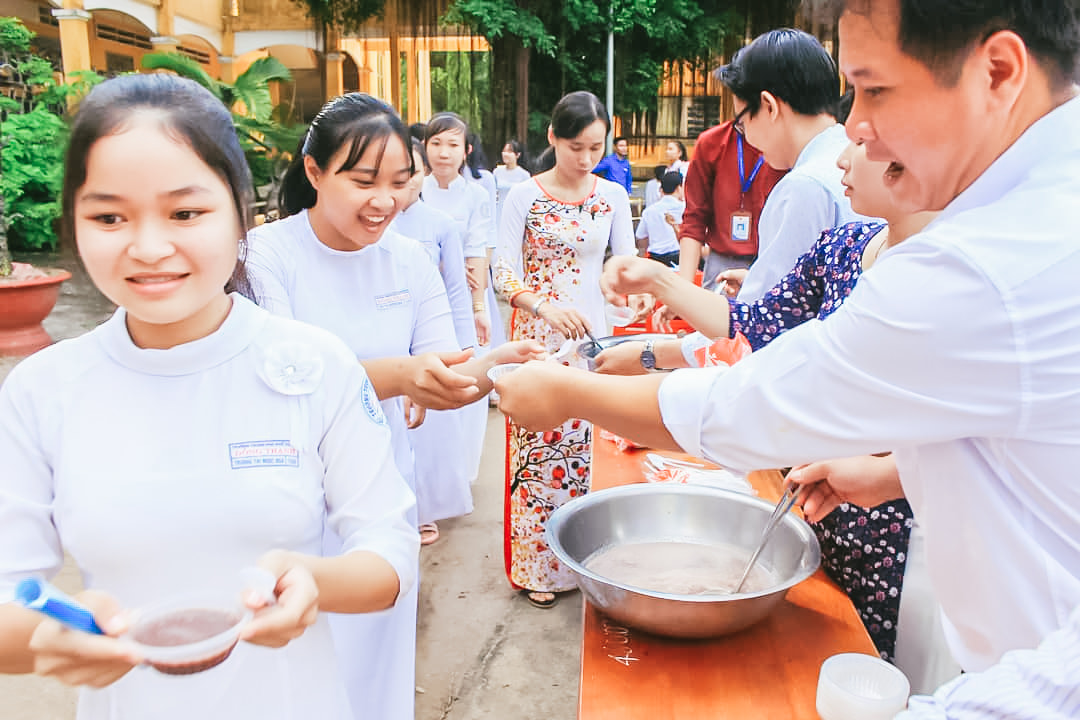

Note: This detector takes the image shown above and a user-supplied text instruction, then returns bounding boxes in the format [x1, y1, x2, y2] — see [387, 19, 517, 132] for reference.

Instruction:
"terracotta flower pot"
[0, 267, 72, 356]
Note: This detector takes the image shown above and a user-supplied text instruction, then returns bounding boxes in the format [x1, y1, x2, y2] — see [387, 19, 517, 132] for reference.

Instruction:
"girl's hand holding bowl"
[240, 550, 319, 649]
[27, 589, 142, 688]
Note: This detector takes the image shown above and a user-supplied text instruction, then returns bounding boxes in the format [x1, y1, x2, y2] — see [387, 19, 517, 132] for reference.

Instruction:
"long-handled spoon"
[732, 483, 801, 593]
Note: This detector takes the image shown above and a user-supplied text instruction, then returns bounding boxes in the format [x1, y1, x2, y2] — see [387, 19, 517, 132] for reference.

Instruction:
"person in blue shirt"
[592, 135, 632, 193]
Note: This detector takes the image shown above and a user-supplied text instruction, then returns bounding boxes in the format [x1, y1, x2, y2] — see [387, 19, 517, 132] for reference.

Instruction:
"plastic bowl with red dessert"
[128, 593, 253, 675]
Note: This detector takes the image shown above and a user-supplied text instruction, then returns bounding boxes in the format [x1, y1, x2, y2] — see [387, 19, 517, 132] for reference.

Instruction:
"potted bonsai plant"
[0, 17, 97, 355]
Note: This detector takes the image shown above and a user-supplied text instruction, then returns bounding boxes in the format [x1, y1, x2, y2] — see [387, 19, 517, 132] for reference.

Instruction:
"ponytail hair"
[278, 93, 413, 217]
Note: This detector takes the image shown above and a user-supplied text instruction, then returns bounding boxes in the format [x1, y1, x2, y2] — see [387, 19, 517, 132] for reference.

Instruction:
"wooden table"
[578, 437, 877, 719]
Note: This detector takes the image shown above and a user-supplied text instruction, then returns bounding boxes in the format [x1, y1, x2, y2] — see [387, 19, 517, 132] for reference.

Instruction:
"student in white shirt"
[635, 170, 686, 268]
[391, 139, 476, 545]
[664, 140, 690, 177]
[422, 113, 500, 486]
[0, 74, 418, 720]
[493, 139, 531, 220]
[246, 93, 541, 720]
[494, 1, 1080, 716]
[422, 113, 494, 347]
[716, 29, 865, 301]
[642, 164, 665, 207]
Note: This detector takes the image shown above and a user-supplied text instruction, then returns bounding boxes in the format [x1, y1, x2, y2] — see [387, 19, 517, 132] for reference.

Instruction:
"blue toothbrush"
[14, 577, 104, 635]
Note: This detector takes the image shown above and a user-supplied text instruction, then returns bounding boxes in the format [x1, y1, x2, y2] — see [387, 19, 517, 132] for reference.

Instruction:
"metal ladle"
[733, 482, 801, 593]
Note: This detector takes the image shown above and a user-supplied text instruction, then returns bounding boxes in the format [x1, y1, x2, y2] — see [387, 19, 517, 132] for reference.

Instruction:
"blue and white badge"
[374, 289, 411, 310]
[229, 440, 300, 469]
[361, 376, 387, 426]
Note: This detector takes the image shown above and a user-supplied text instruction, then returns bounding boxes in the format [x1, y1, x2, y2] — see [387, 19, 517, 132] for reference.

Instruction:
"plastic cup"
[605, 304, 635, 327]
[128, 592, 252, 675]
[486, 363, 523, 383]
[816, 653, 910, 720]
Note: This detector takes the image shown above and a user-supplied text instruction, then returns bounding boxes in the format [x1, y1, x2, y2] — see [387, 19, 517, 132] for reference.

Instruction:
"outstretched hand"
[407, 350, 484, 410]
[494, 361, 584, 431]
[601, 255, 669, 303]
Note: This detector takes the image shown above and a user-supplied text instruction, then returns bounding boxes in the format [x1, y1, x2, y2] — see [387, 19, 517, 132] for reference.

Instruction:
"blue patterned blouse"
[730, 221, 885, 350]
[727, 220, 914, 663]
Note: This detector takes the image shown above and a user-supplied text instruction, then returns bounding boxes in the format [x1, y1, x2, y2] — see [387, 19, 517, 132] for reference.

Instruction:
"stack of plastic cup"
[816, 653, 911, 720]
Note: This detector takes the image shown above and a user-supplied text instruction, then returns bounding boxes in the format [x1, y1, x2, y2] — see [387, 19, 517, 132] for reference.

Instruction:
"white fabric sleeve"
[492, 180, 533, 301]
[480, 170, 498, 248]
[679, 332, 713, 367]
[659, 244, 1021, 471]
[244, 227, 296, 319]
[740, 174, 834, 302]
[436, 224, 477, 349]
[318, 356, 419, 601]
[635, 208, 650, 241]
[463, 185, 494, 259]
[895, 603, 1080, 720]
[606, 182, 638, 257]
[0, 361, 64, 602]
[408, 245, 461, 356]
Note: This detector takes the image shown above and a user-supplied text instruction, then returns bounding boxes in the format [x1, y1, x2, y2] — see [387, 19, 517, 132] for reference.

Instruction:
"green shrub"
[1, 103, 67, 251]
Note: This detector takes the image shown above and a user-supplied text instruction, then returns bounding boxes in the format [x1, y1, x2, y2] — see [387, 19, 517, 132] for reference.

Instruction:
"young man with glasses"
[495, 1, 1080, 715]
[718, 28, 865, 302]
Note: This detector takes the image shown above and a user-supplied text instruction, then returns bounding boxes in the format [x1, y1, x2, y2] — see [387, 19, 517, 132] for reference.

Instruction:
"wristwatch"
[640, 339, 658, 371]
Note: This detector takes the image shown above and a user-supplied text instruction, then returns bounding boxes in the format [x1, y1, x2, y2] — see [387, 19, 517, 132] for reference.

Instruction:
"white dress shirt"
[636, 194, 685, 256]
[659, 96, 1080, 700]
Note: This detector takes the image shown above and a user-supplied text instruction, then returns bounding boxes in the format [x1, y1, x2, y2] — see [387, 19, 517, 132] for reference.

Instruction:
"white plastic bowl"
[605, 304, 635, 327]
[486, 363, 523, 383]
[128, 593, 252, 675]
[816, 653, 910, 720]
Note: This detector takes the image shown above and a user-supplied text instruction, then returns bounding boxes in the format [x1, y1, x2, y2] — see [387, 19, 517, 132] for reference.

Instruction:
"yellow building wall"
[231, 0, 310, 32]
[175, 0, 221, 30]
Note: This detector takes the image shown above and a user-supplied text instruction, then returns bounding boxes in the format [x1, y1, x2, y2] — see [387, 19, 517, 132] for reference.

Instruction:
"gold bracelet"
[473, 302, 485, 313]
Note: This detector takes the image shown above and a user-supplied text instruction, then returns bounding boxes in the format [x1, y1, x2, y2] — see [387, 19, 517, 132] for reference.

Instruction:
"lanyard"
[737, 134, 764, 194]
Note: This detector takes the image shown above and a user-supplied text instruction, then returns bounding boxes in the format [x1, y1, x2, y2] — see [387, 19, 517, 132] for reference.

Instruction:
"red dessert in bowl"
[129, 594, 252, 675]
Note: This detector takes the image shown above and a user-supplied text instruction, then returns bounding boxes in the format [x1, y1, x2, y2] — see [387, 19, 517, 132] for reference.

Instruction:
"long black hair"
[550, 91, 611, 140]
[278, 93, 414, 217]
[63, 73, 253, 298]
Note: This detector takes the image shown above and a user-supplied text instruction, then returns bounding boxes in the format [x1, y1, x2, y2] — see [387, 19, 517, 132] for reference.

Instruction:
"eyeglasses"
[733, 106, 750, 136]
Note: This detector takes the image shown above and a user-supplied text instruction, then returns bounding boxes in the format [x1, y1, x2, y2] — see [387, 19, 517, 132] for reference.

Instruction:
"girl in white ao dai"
[0, 75, 417, 720]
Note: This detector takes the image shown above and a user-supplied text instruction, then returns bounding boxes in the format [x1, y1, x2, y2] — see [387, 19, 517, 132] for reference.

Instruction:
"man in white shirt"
[495, 0, 1080, 716]
[635, 171, 685, 268]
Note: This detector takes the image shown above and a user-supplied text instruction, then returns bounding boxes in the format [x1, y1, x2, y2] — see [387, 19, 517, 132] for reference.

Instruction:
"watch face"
[640, 350, 657, 370]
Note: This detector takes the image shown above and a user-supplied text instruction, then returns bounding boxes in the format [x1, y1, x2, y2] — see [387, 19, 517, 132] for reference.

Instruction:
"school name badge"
[229, 440, 300, 469]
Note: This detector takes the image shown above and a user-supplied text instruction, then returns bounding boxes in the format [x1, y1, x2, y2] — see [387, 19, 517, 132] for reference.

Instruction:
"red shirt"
[681, 122, 786, 256]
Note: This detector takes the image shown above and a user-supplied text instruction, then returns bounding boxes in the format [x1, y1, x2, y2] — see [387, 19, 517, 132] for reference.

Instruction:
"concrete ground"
[0, 251, 581, 720]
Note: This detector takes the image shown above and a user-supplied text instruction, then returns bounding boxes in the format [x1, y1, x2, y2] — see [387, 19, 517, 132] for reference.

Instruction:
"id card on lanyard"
[732, 134, 764, 242]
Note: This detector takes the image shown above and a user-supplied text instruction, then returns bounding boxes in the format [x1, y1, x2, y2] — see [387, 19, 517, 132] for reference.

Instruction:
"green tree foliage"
[294, 0, 386, 35]
[450, 0, 740, 113]
[140, 52, 305, 192]
[0, 17, 102, 272]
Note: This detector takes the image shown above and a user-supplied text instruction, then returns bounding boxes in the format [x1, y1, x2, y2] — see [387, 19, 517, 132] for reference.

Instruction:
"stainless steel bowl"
[546, 483, 821, 639]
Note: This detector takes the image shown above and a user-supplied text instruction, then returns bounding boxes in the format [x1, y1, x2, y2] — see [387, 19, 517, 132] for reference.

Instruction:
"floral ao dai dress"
[494, 177, 635, 592]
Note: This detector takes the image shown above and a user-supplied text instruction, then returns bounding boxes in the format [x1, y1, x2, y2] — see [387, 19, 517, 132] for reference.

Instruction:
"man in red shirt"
[677, 121, 785, 291]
